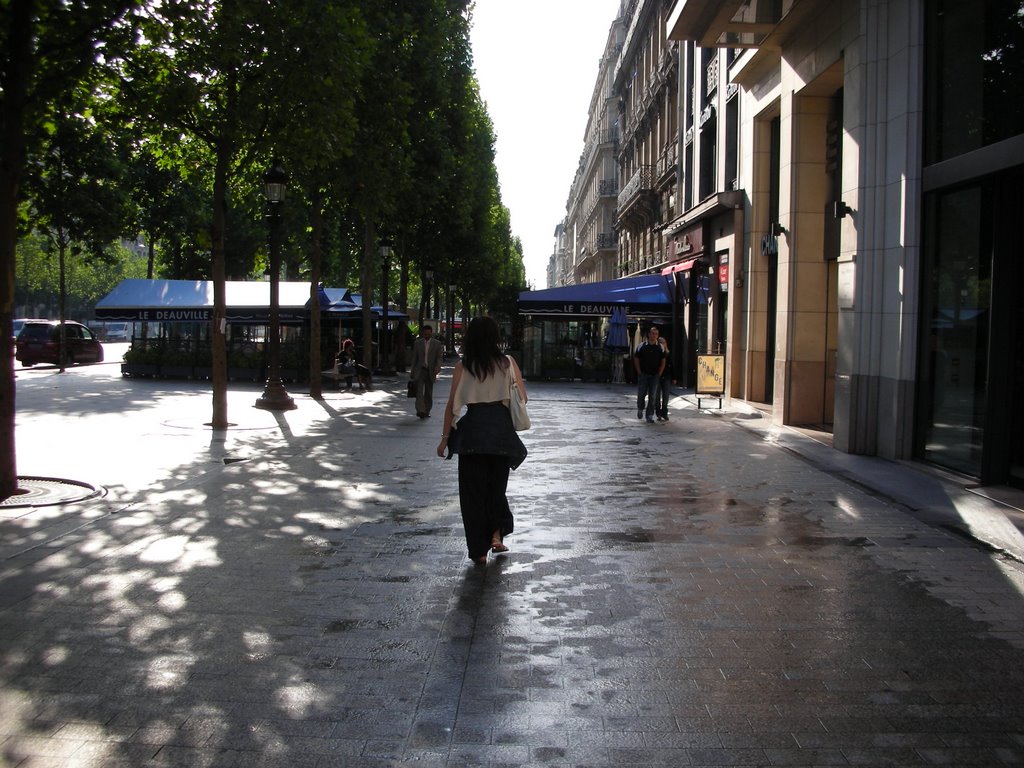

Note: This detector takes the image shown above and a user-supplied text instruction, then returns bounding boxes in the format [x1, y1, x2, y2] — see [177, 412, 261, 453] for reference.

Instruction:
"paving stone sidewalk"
[2, 374, 1024, 767]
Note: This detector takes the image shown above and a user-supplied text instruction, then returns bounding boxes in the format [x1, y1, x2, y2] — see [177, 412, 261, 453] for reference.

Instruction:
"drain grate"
[0, 477, 103, 508]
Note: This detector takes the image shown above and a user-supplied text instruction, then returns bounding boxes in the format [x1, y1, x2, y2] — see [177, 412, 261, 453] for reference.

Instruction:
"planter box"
[231, 367, 263, 382]
[161, 365, 193, 379]
[121, 363, 159, 378]
[543, 368, 575, 381]
[581, 367, 611, 382]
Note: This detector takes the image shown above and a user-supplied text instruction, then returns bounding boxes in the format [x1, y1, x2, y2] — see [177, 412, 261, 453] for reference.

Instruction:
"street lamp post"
[380, 238, 392, 373]
[423, 269, 434, 326]
[255, 159, 296, 412]
[448, 282, 457, 355]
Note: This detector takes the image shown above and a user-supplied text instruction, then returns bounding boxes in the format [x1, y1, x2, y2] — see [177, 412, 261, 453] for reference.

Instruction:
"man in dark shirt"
[633, 326, 665, 423]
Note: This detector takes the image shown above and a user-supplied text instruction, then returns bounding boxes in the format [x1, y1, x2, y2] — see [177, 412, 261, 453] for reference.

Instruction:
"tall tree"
[22, 88, 131, 370]
[123, 0, 283, 428]
[124, 141, 206, 280]
[265, 0, 369, 398]
[0, 0, 141, 499]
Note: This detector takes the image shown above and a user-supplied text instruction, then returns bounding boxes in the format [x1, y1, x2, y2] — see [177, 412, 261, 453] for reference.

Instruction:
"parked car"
[15, 320, 105, 367]
[12, 318, 46, 341]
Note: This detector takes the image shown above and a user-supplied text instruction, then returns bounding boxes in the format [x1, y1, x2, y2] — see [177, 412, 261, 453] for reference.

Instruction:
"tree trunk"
[0, 0, 33, 498]
[360, 219, 375, 371]
[380, 247, 390, 372]
[58, 240, 66, 373]
[0, 166, 19, 498]
[399, 241, 409, 315]
[210, 140, 230, 429]
[308, 189, 323, 399]
[418, 269, 429, 328]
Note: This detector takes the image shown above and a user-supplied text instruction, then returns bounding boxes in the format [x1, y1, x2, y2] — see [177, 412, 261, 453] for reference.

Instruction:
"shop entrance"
[917, 166, 1024, 486]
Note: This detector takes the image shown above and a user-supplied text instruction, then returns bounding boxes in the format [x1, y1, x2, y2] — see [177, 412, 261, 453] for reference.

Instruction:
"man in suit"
[410, 324, 444, 418]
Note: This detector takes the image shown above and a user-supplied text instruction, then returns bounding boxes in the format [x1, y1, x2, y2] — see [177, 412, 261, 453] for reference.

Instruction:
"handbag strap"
[506, 355, 517, 396]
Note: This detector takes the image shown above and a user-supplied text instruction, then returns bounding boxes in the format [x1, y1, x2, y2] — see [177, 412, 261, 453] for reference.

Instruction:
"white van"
[94, 322, 131, 341]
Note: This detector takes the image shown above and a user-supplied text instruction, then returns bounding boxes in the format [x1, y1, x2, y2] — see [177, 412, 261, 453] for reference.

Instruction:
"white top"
[452, 357, 513, 418]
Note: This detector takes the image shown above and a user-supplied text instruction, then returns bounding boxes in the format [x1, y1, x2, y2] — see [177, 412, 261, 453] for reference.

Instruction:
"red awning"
[660, 257, 700, 275]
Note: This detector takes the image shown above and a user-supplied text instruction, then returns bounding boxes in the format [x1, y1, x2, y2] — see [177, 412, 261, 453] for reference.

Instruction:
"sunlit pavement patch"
[161, 419, 277, 431]
[1, 476, 103, 508]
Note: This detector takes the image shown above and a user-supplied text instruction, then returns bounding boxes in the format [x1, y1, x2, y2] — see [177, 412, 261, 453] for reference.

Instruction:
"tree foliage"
[0, 0, 527, 497]
[0, 0, 145, 497]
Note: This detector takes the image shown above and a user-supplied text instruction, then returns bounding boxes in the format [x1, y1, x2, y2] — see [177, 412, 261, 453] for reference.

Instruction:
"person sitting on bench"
[337, 338, 371, 391]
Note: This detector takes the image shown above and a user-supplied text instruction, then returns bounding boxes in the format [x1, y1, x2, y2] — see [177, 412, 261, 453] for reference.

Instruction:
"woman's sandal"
[490, 541, 509, 553]
[471, 554, 487, 565]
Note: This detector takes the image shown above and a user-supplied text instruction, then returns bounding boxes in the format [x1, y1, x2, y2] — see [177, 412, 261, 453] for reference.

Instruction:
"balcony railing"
[657, 142, 678, 179]
[706, 56, 719, 98]
[618, 165, 654, 208]
[598, 178, 619, 196]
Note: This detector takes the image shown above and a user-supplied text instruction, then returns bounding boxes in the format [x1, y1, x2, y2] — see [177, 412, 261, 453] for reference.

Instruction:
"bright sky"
[469, 0, 622, 290]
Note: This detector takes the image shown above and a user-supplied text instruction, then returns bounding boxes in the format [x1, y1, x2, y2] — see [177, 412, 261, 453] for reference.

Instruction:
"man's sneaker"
[637, 409, 643, 419]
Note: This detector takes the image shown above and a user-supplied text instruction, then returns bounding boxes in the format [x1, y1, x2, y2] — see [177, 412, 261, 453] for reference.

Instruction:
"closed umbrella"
[604, 306, 629, 351]
[605, 305, 630, 384]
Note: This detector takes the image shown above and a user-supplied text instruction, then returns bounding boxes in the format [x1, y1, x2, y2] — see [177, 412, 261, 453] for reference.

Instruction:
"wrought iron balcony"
[657, 143, 678, 180]
[618, 165, 654, 208]
[706, 56, 719, 98]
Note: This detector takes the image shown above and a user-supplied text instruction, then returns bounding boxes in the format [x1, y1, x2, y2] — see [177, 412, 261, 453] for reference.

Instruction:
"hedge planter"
[121, 363, 159, 378]
[231, 367, 263, 382]
[161, 365, 193, 380]
[543, 368, 575, 381]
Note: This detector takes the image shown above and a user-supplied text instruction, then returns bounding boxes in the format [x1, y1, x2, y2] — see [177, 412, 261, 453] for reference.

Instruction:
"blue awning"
[326, 293, 408, 321]
[518, 274, 673, 318]
[96, 279, 355, 323]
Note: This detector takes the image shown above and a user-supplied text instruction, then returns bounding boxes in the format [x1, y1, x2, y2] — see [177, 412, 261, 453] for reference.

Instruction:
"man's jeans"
[657, 374, 670, 418]
[636, 372, 658, 420]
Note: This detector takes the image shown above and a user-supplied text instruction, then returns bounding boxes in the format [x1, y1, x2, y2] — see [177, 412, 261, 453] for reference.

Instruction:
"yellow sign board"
[696, 354, 726, 395]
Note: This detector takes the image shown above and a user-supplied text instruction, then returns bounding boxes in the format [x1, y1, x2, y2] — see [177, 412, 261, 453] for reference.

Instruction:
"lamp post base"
[255, 378, 296, 411]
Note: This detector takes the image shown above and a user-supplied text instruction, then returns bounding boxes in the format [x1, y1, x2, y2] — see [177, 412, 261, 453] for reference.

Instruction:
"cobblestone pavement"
[2, 364, 1024, 767]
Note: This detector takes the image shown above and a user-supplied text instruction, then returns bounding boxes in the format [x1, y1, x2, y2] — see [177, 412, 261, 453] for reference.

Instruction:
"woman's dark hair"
[461, 316, 508, 380]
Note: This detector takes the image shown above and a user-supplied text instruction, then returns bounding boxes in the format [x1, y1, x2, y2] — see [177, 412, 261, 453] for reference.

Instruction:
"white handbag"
[507, 360, 531, 431]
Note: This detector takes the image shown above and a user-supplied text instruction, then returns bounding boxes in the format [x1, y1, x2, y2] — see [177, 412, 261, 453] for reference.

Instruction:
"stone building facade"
[613, 0, 678, 280]
[667, 0, 1024, 485]
[560, 10, 626, 286]
[548, 0, 1022, 486]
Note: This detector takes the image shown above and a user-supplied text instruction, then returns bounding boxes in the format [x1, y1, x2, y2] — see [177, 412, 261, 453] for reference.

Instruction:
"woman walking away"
[437, 316, 528, 565]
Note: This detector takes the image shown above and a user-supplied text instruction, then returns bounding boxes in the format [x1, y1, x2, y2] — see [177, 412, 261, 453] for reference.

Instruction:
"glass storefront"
[918, 1, 1024, 486]
[919, 185, 991, 476]
[521, 319, 616, 381]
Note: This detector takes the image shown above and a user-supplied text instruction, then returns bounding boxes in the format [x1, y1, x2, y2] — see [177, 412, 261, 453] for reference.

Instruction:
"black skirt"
[445, 402, 528, 470]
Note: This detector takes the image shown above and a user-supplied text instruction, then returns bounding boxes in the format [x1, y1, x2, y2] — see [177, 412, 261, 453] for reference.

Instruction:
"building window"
[918, 183, 990, 477]
[925, 0, 1024, 164]
[725, 90, 739, 190]
[699, 112, 717, 201]
[918, 0, 1024, 485]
